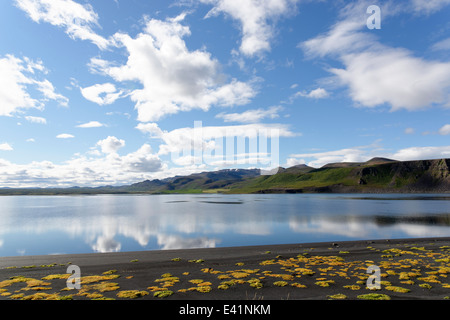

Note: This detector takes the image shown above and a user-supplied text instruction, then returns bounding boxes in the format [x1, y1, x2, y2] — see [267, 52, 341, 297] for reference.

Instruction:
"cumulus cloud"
[330, 49, 450, 111]
[391, 146, 450, 161]
[96, 136, 125, 154]
[76, 121, 105, 128]
[135, 123, 164, 138]
[122, 144, 162, 173]
[25, 116, 47, 124]
[0, 54, 67, 116]
[300, 1, 450, 111]
[289, 143, 450, 168]
[0, 143, 13, 151]
[56, 133, 74, 139]
[292, 88, 329, 100]
[216, 106, 282, 123]
[439, 124, 450, 135]
[285, 157, 306, 167]
[290, 147, 373, 168]
[91, 14, 256, 122]
[0, 142, 163, 188]
[201, 0, 298, 57]
[137, 122, 296, 168]
[80, 83, 123, 105]
[15, 0, 111, 49]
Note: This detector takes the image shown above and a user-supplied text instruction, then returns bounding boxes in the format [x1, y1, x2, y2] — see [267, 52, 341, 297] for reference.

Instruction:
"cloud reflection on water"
[0, 194, 448, 256]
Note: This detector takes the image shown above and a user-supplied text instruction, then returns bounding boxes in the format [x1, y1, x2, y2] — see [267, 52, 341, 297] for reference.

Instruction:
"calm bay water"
[0, 194, 449, 257]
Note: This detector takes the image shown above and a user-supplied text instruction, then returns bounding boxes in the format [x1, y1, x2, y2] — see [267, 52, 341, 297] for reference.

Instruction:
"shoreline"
[1, 237, 449, 300]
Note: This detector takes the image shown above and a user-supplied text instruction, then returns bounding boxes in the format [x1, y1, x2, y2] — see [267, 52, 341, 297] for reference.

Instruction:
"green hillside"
[226, 158, 450, 194]
[0, 158, 448, 195]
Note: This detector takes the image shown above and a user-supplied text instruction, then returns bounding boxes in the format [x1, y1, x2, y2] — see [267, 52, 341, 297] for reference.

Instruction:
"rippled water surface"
[0, 194, 449, 256]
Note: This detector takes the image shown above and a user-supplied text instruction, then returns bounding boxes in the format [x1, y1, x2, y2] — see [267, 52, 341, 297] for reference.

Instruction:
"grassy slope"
[226, 160, 450, 194]
[227, 167, 358, 193]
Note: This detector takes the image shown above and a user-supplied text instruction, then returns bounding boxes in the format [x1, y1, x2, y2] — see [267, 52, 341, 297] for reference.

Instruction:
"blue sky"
[0, 0, 449, 187]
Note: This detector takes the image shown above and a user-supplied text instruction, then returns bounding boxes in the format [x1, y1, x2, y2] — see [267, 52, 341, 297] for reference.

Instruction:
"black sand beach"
[0, 237, 449, 301]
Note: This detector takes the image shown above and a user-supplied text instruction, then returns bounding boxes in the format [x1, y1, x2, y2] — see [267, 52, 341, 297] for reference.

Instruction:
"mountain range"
[1, 157, 449, 195]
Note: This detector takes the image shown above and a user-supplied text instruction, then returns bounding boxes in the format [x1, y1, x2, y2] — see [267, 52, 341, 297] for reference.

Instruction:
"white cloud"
[25, 116, 47, 124]
[80, 83, 123, 105]
[330, 49, 450, 111]
[289, 143, 450, 168]
[96, 136, 125, 154]
[285, 157, 305, 167]
[216, 106, 282, 123]
[404, 127, 415, 135]
[432, 37, 450, 51]
[56, 133, 74, 139]
[0, 143, 164, 188]
[138, 122, 296, 169]
[291, 147, 373, 168]
[76, 121, 105, 128]
[300, 1, 450, 111]
[35, 79, 69, 107]
[391, 146, 450, 161]
[439, 124, 450, 135]
[122, 144, 162, 173]
[0, 143, 13, 151]
[411, 0, 450, 14]
[15, 0, 110, 49]
[0, 54, 68, 117]
[294, 88, 329, 99]
[91, 15, 256, 122]
[201, 0, 298, 57]
[135, 123, 164, 138]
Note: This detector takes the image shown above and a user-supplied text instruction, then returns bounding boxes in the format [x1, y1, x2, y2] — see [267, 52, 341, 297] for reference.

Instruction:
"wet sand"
[0, 237, 449, 301]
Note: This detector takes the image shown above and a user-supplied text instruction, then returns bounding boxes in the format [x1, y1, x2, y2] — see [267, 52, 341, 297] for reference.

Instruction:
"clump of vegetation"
[153, 290, 173, 298]
[188, 259, 204, 263]
[21, 292, 62, 300]
[80, 274, 120, 284]
[102, 270, 117, 275]
[328, 294, 347, 300]
[41, 274, 70, 280]
[230, 271, 250, 279]
[315, 280, 335, 287]
[273, 281, 288, 287]
[117, 290, 148, 299]
[248, 278, 263, 289]
[290, 282, 307, 288]
[196, 286, 212, 293]
[385, 286, 410, 293]
[343, 285, 361, 290]
[357, 293, 391, 300]
[189, 279, 204, 285]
